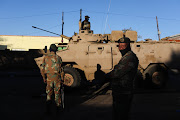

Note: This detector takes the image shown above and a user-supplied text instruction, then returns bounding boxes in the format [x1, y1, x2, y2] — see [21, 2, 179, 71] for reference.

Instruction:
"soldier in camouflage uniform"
[81, 15, 91, 30]
[40, 44, 63, 114]
[107, 37, 139, 120]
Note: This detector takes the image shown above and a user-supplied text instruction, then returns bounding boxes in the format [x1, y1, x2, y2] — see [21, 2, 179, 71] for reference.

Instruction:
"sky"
[0, 0, 180, 41]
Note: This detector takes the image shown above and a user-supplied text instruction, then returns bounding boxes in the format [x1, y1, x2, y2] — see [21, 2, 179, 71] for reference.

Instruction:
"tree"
[122, 27, 142, 39]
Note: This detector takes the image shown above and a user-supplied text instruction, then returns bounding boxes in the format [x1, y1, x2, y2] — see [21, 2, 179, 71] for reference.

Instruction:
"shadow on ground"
[0, 69, 111, 120]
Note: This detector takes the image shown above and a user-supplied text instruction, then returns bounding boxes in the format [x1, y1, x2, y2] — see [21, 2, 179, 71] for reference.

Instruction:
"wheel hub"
[152, 72, 163, 85]
[64, 73, 74, 86]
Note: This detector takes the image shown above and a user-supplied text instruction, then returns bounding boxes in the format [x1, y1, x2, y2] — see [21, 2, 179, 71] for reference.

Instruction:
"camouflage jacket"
[109, 51, 139, 94]
[41, 52, 63, 80]
[81, 20, 90, 30]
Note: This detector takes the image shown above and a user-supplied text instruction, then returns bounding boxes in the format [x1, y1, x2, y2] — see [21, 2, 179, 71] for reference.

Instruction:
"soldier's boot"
[45, 100, 52, 115]
[56, 105, 63, 115]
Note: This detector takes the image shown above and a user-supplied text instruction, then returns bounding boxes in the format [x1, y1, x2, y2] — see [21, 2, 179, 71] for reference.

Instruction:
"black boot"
[56, 105, 63, 115]
[45, 100, 52, 115]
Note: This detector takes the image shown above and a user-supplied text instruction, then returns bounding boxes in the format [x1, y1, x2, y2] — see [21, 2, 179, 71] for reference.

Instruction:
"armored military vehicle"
[35, 14, 180, 89]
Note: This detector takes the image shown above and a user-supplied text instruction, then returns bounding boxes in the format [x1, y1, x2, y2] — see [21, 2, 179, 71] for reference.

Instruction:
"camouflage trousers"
[46, 73, 61, 107]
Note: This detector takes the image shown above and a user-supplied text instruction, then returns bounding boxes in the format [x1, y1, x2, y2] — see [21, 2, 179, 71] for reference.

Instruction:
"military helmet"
[49, 44, 57, 52]
[118, 37, 131, 43]
[85, 15, 90, 18]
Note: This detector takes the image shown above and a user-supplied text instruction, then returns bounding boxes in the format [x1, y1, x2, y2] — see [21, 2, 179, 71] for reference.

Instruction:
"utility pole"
[80, 9, 82, 21]
[62, 11, 64, 43]
[156, 16, 161, 41]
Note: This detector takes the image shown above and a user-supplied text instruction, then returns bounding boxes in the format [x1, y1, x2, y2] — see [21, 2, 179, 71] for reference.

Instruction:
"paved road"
[0, 70, 180, 120]
[130, 92, 180, 120]
[0, 70, 111, 120]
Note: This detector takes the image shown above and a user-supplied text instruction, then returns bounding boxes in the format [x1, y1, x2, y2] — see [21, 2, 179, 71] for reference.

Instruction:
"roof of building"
[0, 35, 61, 38]
[168, 33, 180, 38]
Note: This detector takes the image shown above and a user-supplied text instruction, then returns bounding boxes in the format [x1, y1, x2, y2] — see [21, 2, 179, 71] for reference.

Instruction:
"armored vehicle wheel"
[143, 64, 168, 89]
[63, 66, 81, 88]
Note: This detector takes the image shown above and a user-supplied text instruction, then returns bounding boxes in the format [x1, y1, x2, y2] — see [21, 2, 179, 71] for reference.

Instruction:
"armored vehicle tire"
[63, 66, 81, 88]
[143, 64, 168, 89]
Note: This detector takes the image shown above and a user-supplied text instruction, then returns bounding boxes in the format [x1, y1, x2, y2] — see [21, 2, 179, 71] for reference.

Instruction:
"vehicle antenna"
[156, 16, 161, 41]
[80, 9, 82, 22]
[79, 9, 82, 32]
[104, 0, 111, 34]
[62, 11, 64, 43]
[32, 26, 61, 36]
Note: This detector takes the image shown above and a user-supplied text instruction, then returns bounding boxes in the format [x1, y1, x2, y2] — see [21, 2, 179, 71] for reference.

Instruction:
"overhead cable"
[0, 10, 79, 19]
[84, 10, 180, 21]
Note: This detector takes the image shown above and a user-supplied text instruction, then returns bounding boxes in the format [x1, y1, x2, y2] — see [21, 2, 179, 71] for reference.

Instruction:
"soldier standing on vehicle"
[81, 15, 91, 30]
[40, 44, 64, 114]
[107, 36, 139, 120]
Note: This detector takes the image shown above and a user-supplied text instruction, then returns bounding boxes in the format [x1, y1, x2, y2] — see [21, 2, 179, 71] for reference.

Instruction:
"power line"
[0, 13, 59, 19]
[64, 10, 80, 13]
[84, 10, 180, 21]
[1, 9, 180, 22]
[0, 10, 79, 20]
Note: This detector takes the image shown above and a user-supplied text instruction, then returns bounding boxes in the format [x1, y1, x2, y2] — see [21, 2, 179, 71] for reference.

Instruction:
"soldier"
[107, 37, 139, 120]
[40, 44, 64, 114]
[81, 15, 91, 30]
